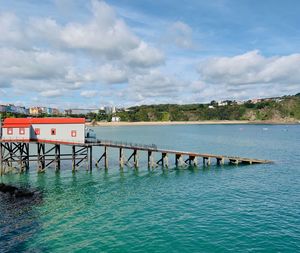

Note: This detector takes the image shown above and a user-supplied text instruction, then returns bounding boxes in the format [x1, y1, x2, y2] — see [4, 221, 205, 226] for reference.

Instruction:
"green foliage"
[117, 94, 300, 122]
[1, 94, 299, 122]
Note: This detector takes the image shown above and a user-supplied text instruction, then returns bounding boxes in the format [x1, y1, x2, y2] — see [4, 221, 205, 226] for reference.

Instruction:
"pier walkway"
[0, 139, 273, 174]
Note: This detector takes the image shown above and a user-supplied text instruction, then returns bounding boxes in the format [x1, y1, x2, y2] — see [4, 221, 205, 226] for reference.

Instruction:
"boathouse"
[1, 118, 86, 144]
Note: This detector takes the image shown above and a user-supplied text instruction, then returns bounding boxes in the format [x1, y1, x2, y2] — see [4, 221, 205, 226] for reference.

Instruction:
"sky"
[0, 0, 300, 109]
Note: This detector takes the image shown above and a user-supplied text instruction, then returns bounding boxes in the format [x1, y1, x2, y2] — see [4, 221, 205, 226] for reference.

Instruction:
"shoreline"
[86, 120, 300, 127]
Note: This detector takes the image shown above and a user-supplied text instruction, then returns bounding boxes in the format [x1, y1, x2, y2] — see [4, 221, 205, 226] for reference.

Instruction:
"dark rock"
[0, 183, 35, 198]
[0, 183, 18, 194]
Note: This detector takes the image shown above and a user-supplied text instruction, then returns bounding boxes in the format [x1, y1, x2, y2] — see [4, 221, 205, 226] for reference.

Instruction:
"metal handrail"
[86, 138, 158, 150]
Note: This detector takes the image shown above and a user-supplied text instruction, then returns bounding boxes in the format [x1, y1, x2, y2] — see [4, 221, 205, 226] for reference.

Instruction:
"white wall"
[31, 123, 85, 144]
[1, 127, 31, 140]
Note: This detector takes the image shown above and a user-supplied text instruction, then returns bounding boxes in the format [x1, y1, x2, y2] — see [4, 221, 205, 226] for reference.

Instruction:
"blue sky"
[0, 0, 300, 109]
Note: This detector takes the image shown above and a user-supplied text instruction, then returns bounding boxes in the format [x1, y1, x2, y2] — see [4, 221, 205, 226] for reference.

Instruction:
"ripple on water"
[1, 125, 300, 252]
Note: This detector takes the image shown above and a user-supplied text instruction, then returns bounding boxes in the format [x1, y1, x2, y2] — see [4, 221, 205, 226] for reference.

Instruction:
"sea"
[0, 124, 299, 252]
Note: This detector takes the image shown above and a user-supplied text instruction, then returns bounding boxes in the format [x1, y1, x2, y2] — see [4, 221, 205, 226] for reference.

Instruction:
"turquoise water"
[1, 124, 300, 252]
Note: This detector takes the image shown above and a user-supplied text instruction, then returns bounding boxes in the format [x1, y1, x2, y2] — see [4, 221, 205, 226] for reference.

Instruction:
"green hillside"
[114, 93, 300, 122]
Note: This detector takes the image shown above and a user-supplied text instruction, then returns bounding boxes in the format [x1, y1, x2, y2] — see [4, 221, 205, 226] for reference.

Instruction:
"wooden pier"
[0, 139, 273, 174]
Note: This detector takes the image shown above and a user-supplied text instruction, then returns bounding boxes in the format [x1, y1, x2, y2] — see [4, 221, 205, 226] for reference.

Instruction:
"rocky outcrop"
[0, 183, 35, 198]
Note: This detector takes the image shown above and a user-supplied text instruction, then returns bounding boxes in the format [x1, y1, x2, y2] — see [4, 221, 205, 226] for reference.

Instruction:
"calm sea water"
[0, 124, 300, 252]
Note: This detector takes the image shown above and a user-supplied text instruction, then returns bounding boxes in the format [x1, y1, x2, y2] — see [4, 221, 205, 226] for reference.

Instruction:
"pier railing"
[87, 138, 158, 151]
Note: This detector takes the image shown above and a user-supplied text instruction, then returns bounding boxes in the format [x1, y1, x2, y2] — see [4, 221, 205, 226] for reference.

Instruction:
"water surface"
[1, 124, 299, 252]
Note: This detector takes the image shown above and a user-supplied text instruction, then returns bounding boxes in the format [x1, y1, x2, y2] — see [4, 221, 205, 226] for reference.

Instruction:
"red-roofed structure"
[1, 118, 86, 144]
[3, 118, 85, 126]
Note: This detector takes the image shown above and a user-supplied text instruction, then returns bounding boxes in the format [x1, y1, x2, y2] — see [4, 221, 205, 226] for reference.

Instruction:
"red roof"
[3, 118, 85, 127]
[3, 123, 31, 128]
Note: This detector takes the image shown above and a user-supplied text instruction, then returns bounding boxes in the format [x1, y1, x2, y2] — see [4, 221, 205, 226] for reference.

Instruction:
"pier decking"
[0, 139, 273, 174]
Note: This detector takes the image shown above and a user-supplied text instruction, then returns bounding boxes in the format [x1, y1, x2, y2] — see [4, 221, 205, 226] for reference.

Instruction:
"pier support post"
[88, 146, 93, 171]
[72, 145, 76, 172]
[162, 153, 168, 168]
[95, 146, 108, 169]
[203, 157, 211, 166]
[176, 154, 186, 167]
[0, 143, 3, 176]
[37, 143, 45, 172]
[175, 154, 179, 166]
[104, 146, 108, 169]
[55, 144, 61, 171]
[216, 157, 225, 166]
[9, 143, 13, 169]
[189, 156, 197, 166]
[133, 150, 138, 168]
[148, 151, 154, 168]
[19, 143, 27, 173]
[24, 143, 30, 171]
[230, 159, 239, 165]
[119, 148, 124, 168]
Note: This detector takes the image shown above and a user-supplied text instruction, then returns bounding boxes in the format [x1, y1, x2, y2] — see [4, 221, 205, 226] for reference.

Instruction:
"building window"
[19, 128, 25, 135]
[7, 128, 13, 135]
[51, 128, 56, 135]
[35, 128, 40, 135]
[71, 130, 77, 137]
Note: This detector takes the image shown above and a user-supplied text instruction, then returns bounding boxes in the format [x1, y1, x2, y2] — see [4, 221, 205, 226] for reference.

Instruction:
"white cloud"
[0, 13, 25, 47]
[85, 64, 128, 84]
[0, 48, 71, 81]
[60, 1, 139, 56]
[128, 70, 185, 100]
[165, 21, 195, 49]
[189, 50, 300, 102]
[80, 90, 98, 98]
[40, 89, 63, 97]
[0, 1, 168, 106]
[28, 0, 164, 66]
[125, 41, 164, 67]
[198, 50, 300, 86]
[1, 1, 298, 107]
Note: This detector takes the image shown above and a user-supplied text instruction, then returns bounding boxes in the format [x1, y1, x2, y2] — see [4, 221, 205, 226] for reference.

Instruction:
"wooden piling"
[119, 148, 124, 168]
[132, 150, 138, 168]
[72, 145, 76, 171]
[55, 144, 61, 171]
[203, 157, 211, 166]
[148, 151, 154, 168]
[162, 153, 168, 168]
[0, 143, 3, 176]
[104, 146, 108, 169]
[190, 156, 197, 166]
[175, 154, 179, 166]
[88, 146, 93, 171]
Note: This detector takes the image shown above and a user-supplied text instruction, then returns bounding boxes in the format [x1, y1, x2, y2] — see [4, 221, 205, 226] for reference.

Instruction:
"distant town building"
[104, 106, 116, 114]
[251, 99, 262, 104]
[111, 116, 121, 122]
[218, 101, 228, 106]
[65, 109, 98, 115]
[46, 108, 53, 114]
[0, 104, 29, 114]
[52, 108, 60, 115]
[29, 107, 43, 115]
[208, 105, 215, 109]
[0, 105, 7, 113]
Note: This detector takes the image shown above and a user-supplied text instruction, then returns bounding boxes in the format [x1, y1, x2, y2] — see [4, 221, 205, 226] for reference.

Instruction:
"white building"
[218, 101, 228, 106]
[1, 118, 86, 144]
[111, 116, 120, 122]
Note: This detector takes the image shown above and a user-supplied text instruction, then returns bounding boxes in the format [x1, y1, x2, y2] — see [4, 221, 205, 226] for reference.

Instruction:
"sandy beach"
[86, 120, 300, 127]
